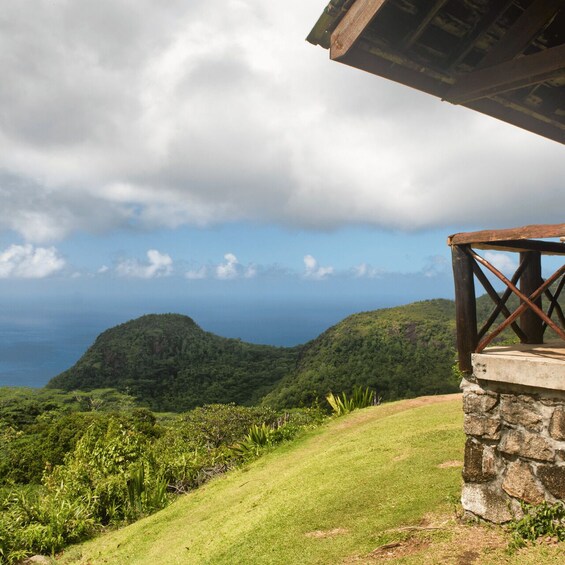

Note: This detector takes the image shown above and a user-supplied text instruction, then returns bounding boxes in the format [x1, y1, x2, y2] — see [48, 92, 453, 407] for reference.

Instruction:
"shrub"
[509, 501, 565, 549]
[326, 386, 376, 416]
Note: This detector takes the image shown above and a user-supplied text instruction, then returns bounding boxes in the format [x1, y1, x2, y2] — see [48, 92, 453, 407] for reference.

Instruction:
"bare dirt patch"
[343, 515, 507, 564]
[438, 460, 463, 469]
[343, 537, 431, 563]
[305, 528, 348, 539]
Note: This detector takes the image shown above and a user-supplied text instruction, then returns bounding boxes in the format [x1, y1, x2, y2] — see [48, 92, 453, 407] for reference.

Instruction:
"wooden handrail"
[450, 225, 565, 373]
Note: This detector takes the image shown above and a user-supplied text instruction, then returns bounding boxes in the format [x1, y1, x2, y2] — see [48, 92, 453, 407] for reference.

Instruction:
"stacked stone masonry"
[461, 375, 565, 523]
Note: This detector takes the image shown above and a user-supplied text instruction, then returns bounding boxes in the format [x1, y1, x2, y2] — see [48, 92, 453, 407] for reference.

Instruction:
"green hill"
[263, 299, 460, 409]
[46, 314, 299, 412]
[46, 295, 535, 412]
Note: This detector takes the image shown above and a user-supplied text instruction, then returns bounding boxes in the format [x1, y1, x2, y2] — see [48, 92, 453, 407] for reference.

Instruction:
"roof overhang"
[308, 0, 565, 144]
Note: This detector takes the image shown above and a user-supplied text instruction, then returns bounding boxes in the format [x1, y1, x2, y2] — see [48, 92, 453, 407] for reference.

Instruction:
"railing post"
[452, 244, 478, 374]
[520, 250, 544, 343]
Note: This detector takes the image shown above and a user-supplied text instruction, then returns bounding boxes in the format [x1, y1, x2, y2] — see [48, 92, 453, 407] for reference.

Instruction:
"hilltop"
[263, 299, 460, 408]
[46, 296, 516, 412]
[46, 314, 299, 412]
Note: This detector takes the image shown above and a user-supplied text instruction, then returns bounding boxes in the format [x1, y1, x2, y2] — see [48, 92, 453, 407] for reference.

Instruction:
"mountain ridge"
[47, 298, 476, 411]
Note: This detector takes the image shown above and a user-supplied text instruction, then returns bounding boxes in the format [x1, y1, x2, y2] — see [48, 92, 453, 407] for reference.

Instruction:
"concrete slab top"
[472, 341, 565, 392]
[480, 342, 565, 363]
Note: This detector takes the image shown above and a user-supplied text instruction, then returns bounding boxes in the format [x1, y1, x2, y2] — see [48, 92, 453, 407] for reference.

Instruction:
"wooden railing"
[448, 224, 565, 373]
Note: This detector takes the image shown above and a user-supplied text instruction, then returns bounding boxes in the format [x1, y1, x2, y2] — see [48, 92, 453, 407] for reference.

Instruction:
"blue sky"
[0, 0, 563, 368]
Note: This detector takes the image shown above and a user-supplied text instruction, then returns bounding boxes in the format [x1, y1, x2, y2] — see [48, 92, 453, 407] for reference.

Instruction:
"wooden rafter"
[448, 0, 515, 70]
[402, 0, 449, 50]
[466, 96, 565, 144]
[446, 43, 565, 104]
[477, 0, 564, 69]
[330, 0, 389, 60]
[337, 45, 445, 96]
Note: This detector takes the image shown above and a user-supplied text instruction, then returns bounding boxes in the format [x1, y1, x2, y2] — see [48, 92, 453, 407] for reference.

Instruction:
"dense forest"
[45, 296, 538, 412]
[263, 299, 460, 409]
[47, 314, 300, 412]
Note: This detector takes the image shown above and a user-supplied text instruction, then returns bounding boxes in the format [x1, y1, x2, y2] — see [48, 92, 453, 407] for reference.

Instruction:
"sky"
[0, 0, 564, 376]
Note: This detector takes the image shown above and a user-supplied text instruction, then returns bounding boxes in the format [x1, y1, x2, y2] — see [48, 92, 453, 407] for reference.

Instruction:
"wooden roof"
[308, 0, 565, 144]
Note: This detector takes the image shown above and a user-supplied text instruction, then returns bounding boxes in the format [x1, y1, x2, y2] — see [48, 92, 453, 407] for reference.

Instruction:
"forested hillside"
[263, 299, 460, 408]
[47, 314, 300, 412]
[45, 293, 550, 412]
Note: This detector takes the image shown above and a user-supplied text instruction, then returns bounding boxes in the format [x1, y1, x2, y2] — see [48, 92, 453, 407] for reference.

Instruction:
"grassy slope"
[60, 395, 464, 564]
[58, 396, 565, 564]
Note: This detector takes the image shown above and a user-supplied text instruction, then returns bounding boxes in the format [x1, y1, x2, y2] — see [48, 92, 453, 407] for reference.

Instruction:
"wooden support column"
[520, 251, 544, 343]
[452, 245, 477, 374]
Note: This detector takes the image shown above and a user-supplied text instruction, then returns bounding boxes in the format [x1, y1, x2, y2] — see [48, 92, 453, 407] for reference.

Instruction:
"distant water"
[0, 297, 397, 388]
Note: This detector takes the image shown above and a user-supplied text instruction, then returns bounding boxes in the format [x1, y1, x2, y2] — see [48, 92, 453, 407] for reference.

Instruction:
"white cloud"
[303, 254, 333, 280]
[422, 255, 449, 278]
[216, 253, 239, 280]
[0, 244, 65, 278]
[98, 265, 109, 274]
[483, 251, 518, 277]
[116, 249, 173, 278]
[185, 266, 208, 280]
[244, 264, 257, 279]
[354, 263, 383, 279]
[0, 1, 562, 243]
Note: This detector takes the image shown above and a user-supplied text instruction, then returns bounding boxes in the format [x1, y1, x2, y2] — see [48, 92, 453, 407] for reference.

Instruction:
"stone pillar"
[461, 344, 565, 523]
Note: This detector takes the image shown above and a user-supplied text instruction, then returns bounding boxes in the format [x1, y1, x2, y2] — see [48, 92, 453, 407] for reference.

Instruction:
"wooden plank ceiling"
[308, 0, 565, 144]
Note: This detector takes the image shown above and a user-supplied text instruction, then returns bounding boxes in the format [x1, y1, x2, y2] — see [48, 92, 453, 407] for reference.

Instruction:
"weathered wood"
[470, 254, 528, 342]
[446, 44, 565, 104]
[474, 258, 565, 352]
[452, 245, 477, 374]
[336, 44, 448, 98]
[330, 0, 389, 60]
[448, 224, 565, 246]
[476, 0, 564, 70]
[520, 251, 544, 343]
[543, 275, 565, 335]
[466, 96, 565, 145]
[448, 0, 515, 70]
[474, 240, 565, 256]
[403, 0, 449, 50]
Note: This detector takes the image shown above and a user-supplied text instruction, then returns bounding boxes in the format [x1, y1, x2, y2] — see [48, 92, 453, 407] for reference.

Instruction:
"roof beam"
[466, 96, 565, 144]
[330, 0, 389, 60]
[447, 0, 514, 70]
[446, 43, 565, 104]
[403, 0, 449, 50]
[477, 0, 564, 69]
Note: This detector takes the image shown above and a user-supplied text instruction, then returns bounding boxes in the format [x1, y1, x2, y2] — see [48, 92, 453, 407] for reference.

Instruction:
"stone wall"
[461, 372, 565, 523]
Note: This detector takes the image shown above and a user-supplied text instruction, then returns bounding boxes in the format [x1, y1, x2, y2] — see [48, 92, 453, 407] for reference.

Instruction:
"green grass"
[58, 396, 464, 564]
[57, 395, 565, 564]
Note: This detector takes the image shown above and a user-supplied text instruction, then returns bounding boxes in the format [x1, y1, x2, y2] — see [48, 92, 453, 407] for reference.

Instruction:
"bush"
[0, 403, 325, 561]
[509, 501, 565, 549]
